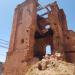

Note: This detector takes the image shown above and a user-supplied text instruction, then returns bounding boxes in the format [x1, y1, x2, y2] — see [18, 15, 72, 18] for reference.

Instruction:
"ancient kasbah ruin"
[3, 0, 75, 75]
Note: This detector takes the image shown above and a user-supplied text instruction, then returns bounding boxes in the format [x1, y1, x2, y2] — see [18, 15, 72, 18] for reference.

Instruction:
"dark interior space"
[35, 28, 53, 39]
[34, 14, 54, 60]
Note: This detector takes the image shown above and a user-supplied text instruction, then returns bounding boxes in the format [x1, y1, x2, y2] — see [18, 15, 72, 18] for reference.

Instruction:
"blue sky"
[0, 0, 75, 62]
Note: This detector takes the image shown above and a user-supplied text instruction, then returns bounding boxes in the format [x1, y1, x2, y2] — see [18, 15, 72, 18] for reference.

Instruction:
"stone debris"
[25, 54, 75, 75]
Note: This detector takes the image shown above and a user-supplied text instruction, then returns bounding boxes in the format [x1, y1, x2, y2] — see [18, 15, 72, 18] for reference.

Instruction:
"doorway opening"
[46, 45, 51, 55]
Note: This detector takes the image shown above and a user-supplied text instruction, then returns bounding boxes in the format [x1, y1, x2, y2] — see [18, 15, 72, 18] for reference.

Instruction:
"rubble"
[26, 55, 75, 75]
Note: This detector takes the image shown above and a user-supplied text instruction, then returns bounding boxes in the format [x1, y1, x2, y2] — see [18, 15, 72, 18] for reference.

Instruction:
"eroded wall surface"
[4, 0, 37, 75]
[64, 30, 75, 63]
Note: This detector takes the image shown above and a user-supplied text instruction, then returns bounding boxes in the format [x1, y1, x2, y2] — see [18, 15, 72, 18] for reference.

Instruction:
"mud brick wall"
[4, 0, 37, 75]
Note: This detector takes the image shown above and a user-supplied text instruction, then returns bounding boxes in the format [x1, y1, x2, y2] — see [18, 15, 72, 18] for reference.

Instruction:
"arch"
[46, 45, 51, 54]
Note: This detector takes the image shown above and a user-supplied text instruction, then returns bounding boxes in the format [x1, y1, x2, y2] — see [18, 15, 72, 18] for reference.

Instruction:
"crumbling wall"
[48, 2, 65, 54]
[4, 0, 37, 75]
[64, 30, 75, 63]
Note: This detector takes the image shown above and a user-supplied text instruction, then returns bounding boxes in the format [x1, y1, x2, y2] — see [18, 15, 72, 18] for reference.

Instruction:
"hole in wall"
[46, 45, 51, 55]
[47, 6, 51, 11]
[45, 25, 50, 30]
[43, 14, 48, 18]
[21, 39, 24, 44]
[26, 30, 29, 32]
[67, 37, 69, 39]
[54, 23, 57, 25]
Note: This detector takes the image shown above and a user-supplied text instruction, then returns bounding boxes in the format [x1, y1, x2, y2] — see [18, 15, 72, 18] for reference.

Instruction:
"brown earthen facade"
[4, 0, 75, 75]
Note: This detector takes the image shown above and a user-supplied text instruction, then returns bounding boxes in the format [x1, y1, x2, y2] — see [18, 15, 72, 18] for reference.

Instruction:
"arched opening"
[34, 14, 53, 60]
[46, 45, 51, 55]
[45, 25, 50, 30]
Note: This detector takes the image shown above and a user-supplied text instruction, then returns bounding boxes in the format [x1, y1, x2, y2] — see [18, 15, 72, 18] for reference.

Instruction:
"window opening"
[46, 45, 51, 54]
[45, 25, 50, 30]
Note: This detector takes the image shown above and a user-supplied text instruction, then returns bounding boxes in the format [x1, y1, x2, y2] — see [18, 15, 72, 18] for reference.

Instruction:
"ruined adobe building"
[4, 0, 75, 75]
